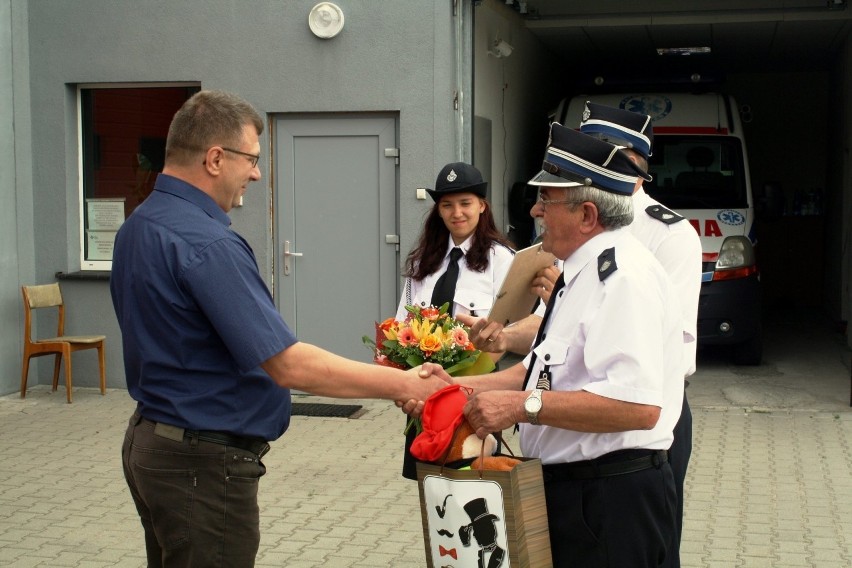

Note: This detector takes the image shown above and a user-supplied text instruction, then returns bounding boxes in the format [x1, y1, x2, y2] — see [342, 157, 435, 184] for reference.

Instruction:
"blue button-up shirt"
[110, 174, 296, 441]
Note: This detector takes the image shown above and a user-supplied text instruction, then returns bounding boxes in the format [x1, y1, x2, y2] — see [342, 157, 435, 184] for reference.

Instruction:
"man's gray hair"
[570, 186, 633, 228]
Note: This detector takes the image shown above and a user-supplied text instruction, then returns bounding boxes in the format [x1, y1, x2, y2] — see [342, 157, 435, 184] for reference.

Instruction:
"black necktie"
[430, 247, 463, 315]
[523, 271, 565, 390]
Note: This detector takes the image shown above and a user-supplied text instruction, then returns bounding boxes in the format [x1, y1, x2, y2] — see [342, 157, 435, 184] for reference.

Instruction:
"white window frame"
[77, 82, 200, 271]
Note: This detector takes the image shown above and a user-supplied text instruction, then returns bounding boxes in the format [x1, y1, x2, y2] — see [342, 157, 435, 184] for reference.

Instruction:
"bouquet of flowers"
[363, 302, 495, 434]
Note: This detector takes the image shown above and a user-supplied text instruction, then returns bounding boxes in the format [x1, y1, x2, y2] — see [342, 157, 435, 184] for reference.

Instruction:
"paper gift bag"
[416, 459, 552, 568]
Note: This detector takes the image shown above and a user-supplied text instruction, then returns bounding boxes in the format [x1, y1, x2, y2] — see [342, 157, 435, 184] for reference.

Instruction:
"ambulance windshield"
[644, 136, 748, 210]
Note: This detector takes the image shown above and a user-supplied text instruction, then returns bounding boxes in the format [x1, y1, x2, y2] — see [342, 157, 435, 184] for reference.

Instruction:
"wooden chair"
[20, 283, 106, 403]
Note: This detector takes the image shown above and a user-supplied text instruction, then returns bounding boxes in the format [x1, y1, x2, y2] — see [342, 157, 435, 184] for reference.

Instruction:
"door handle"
[283, 240, 303, 275]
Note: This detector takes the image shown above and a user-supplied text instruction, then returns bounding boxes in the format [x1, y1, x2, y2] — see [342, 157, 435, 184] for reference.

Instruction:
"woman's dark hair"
[404, 198, 513, 281]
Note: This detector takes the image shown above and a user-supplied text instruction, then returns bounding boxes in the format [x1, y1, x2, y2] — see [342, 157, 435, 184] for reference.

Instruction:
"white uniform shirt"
[533, 188, 701, 377]
[396, 234, 514, 320]
[520, 228, 684, 464]
[630, 187, 702, 377]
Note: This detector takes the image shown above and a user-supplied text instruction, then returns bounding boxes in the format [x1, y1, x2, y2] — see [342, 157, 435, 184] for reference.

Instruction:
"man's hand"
[463, 390, 526, 439]
[395, 363, 454, 417]
[456, 314, 508, 352]
[531, 264, 560, 304]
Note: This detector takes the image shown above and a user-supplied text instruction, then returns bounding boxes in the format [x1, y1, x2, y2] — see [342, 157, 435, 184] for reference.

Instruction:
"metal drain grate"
[291, 403, 363, 418]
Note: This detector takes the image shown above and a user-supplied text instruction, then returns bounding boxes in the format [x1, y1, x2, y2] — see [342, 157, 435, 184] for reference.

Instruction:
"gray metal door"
[274, 114, 399, 362]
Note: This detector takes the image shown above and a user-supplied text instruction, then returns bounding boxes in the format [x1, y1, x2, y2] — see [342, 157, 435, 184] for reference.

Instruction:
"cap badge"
[446, 169, 457, 182]
[582, 107, 591, 122]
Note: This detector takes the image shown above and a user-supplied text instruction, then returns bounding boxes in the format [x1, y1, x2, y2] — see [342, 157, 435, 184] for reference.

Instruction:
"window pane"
[645, 135, 748, 210]
[81, 85, 198, 267]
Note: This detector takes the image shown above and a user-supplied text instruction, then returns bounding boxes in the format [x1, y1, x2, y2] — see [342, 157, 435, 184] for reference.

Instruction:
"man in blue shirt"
[111, 90, 445, 567]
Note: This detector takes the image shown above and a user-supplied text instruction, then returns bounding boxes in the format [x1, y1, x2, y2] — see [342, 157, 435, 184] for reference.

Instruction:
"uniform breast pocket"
[532, 335, 571, 368]
[453, 288, 494, 317]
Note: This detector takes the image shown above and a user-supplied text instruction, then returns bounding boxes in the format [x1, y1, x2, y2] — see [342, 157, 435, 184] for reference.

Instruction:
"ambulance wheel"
[732, 325, 763, 366]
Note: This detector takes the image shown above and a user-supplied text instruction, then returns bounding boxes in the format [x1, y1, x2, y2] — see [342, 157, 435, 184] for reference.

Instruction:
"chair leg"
[97, 344, 106, 395]
[63, 346, 72, 404]
[20, 354, 31, 399]
[52, 354, 62, 392]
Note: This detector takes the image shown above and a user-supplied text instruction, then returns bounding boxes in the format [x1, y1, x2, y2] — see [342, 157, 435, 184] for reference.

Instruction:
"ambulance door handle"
[283, 240, 303, 276]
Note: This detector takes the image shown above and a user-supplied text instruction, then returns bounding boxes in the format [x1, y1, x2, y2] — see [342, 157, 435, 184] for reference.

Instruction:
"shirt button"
[558, 291, 564, 297]
[469, 302, 475, 308]
[544, 354, 551, 361]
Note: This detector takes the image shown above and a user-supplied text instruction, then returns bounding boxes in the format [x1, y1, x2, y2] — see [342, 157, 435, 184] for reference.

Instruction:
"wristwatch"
[524, 389, 543, 425]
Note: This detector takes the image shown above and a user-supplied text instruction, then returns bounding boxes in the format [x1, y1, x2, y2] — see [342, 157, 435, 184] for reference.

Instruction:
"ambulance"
[553, 92, 762, 364]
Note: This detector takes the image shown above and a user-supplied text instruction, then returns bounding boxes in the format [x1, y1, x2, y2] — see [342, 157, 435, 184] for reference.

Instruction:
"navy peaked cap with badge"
[580, 101, 654, 162]
[426, 162, 488, 202]
[528, 122, 646, 196]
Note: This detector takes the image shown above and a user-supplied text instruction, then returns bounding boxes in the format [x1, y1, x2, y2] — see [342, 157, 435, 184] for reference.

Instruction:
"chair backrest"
[23, 283, 63, 309]
[22, 283, 65, 342]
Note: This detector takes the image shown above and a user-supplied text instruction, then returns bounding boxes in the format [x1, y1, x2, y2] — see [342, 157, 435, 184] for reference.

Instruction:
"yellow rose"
[419, 332, 444, 356]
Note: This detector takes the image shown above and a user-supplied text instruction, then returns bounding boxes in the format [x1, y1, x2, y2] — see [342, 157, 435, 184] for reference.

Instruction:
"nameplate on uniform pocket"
[153, 422, 185, 442]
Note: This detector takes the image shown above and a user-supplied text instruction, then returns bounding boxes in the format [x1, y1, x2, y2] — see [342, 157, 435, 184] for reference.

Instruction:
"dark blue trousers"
[543, 456, 677, 567]
[668, 390, 693, 567]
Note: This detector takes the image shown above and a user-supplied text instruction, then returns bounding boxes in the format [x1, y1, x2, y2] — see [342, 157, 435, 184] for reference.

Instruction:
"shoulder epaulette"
[598, 247, 617, 281]
[645, 204, 684, 225]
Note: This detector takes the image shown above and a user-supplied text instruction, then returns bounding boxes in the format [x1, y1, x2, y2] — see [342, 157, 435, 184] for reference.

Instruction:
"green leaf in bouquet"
[403, 415, 422, 436]
[447, 350, 496, 377]
[405, 353, 425, 368]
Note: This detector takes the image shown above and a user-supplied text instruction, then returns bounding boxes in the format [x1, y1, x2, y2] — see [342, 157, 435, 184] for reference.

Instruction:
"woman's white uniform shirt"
[396, 234, 514, 320]
[521, 228, 684, 464]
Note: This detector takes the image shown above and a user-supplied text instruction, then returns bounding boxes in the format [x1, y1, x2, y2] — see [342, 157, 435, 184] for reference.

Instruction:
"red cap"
[410, 384, 470, 462]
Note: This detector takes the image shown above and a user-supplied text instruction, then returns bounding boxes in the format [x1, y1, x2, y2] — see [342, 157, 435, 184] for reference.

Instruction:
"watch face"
[525, 397, 542, 413]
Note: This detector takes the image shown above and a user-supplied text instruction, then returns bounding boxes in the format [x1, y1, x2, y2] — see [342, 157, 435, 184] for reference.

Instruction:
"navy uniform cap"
[528, 122, 646, 196]
[426, 162, 488, 202]
[580, 101, 654, 163]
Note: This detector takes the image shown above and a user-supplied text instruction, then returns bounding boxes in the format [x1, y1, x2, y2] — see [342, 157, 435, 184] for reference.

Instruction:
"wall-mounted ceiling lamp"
[828, 0, 847, 10]
[308, 2, 344, 39]
[489, 39, 514, 58]
[656, 46, 711, 56]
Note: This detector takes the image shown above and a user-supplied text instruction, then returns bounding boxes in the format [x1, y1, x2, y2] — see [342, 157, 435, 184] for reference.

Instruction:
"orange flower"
[398, 327, 417, 346]
[379, 317, 399, 340]
[419, 332, 444, 356]
[450, 327, 469, 347]
[420, 306, 440, 321]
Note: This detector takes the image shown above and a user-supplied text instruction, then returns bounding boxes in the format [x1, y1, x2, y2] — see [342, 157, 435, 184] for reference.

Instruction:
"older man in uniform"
[580, 102, 701, 564]
[438, 123, 684, 566]
[461, 103, 700, 565]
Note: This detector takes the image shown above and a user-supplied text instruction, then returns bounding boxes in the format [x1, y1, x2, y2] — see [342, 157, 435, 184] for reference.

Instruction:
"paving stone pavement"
[1, 309, 851, 567]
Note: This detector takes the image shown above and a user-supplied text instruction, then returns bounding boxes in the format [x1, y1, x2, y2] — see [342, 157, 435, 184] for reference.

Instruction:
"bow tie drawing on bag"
[439, 545, 458, 559]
